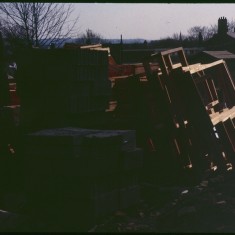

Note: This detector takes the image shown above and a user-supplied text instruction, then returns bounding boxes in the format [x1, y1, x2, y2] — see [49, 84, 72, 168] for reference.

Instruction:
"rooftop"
[203, 50, 235, 59]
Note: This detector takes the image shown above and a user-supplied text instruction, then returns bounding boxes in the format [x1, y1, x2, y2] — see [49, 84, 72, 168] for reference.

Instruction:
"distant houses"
[205, 17, 235, 53]
[38, 16, 235, 73]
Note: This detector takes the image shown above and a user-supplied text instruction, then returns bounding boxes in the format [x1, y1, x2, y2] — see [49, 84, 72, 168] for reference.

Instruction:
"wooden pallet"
[143, 47, 235, 172]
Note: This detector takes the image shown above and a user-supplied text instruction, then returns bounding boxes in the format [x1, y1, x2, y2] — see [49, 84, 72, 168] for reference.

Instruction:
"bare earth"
[91, 170, 235, 233]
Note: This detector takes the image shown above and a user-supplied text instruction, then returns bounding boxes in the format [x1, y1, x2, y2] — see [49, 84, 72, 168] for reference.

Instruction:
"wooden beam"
[160, 47, 184, 56]
[80, 44, 102, 49]
[211, 106, 235, 125]
[223, 117, 235, 152]
[188, 60, 225, 75]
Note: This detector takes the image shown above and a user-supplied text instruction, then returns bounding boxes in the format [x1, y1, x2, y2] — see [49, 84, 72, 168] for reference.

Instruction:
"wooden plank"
[172, 63, 182, 69]
[206, 100, 219, 111]
[206, 76, 218, 101]
[80, 44, 102, 49]
[211, 106, 235, 125]
[163, 54, 173, 71]
[223, 117, 235, 152]
[229, 112, 235, 127]
[160, 47, 184, 56]
[182, 63, 202, 72]
[215, 121, 235, 164]
[158, 53, 169, 76]
[188, 60, 225, 74]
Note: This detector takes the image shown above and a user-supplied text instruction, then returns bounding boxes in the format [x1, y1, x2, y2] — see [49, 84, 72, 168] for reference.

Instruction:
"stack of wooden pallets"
[16, 47, 111, 131]
[142, 47, 235, 177]
[23, 127, 143, 230]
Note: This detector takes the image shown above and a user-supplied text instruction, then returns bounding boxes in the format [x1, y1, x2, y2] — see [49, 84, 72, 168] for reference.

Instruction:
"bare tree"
[79, 28, 103, 45]
[171, 33, 180, 40]
[204, 24, 217, 40]
[171, 32, 186, 41]
[187, 25, 218, 41]
[187, 26, 206, 40]
[0, 3, 79, 47]
[228, 19, 235, 32]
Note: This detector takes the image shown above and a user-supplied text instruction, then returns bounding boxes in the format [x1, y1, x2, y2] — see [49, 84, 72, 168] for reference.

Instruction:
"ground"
[91, 169, 235, 233]
[1, 167, 235, 232]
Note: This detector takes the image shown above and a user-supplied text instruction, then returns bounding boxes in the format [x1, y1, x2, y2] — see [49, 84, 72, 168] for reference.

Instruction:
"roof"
[227, 32, 235, 39]
[203, 50, 235, 59]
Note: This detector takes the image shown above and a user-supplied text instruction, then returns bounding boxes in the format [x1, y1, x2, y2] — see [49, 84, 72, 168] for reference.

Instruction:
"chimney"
[218, 16, 228, 35]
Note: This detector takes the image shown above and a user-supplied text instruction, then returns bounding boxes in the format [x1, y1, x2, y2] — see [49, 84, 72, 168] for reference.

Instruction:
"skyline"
[72, 3, 235, 40]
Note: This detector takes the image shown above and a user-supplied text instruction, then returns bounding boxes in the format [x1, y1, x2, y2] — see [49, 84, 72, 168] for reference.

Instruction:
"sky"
[72, 3, 235, 40]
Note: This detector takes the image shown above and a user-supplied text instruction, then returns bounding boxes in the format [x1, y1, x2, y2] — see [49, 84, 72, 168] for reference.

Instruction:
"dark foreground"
[1, 167, 235, 232]
[91, 170, 235, 233]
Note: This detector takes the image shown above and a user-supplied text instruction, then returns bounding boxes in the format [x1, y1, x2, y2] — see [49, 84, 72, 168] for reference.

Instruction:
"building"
[205, 17, 235, 52]
[190, 50, 235, 80]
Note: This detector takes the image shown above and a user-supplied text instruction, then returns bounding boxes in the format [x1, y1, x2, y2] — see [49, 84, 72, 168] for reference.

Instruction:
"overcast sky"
[72, 3, 235, 40]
